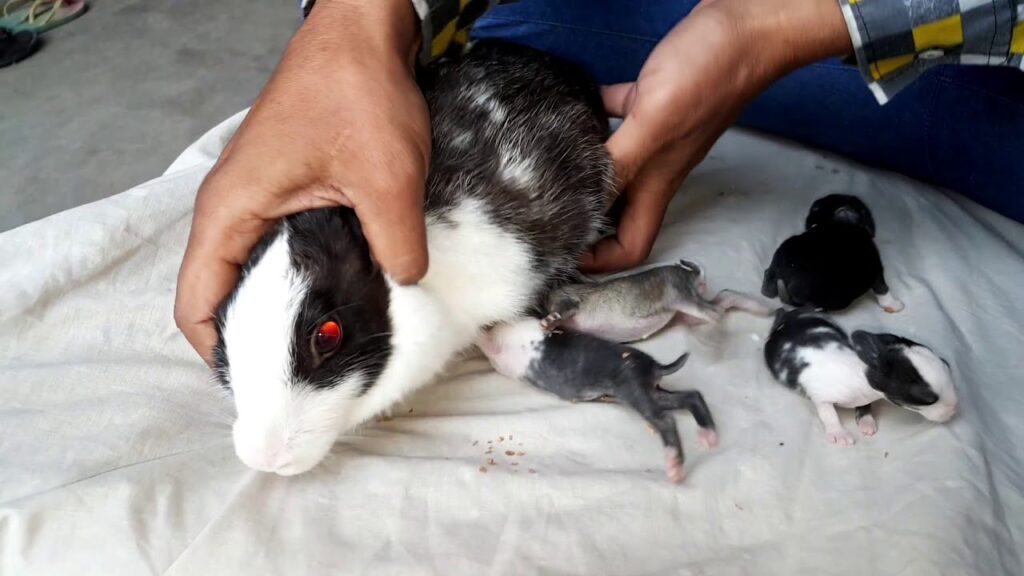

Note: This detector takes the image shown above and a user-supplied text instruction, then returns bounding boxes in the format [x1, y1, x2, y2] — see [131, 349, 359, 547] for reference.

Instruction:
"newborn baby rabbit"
[762, 194, 903, 313]
[477, 318, 718, 483]
[764, 308, 958, 445]
[541, 259, 773, 343]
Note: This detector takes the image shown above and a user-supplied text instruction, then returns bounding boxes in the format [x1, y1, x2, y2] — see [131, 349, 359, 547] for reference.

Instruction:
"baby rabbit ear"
[851, 330, 895, 361]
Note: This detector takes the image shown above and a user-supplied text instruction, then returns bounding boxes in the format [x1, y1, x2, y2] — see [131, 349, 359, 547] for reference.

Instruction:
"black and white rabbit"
[761, 194, 903, 313]
[210, 41, 616, 475]
[764, 308, 958, 445]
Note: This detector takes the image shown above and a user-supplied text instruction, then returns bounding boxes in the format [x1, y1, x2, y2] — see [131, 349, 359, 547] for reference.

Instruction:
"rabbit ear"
[854, 330, 924, 356]
[851, 330, 905, 361]
[851, 330, 885, 362]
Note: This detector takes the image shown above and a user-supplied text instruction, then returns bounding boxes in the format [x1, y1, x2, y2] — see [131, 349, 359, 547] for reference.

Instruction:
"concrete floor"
[0, 0, 296, 231]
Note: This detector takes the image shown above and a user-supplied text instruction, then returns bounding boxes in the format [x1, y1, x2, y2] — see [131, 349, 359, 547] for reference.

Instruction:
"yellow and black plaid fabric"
[841, 0, 1024, 103]
[412, 0, 516, 62]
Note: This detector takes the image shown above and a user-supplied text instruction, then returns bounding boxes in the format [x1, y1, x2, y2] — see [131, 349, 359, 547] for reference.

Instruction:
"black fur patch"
[526, 330, 663, 399]
[851, 331, 938, 408]
[805, 194, 876, 237]
[285, 209, 391, 394]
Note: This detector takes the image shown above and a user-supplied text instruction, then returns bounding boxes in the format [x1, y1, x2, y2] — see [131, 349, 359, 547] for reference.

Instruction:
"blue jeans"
[471, 0, 1024, 222]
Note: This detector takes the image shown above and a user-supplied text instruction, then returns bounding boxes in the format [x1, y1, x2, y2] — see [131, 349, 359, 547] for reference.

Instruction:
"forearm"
[295, 0, 420, 68]
[695, 0, 853, 98]
[301, 0, 509, 64]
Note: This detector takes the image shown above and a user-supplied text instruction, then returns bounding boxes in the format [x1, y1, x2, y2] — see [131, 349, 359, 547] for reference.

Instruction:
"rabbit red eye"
[315, 321, 342, 355]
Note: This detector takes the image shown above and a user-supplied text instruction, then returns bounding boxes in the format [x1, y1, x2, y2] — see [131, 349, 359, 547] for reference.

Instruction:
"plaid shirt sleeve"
[840, 0, 1024, 104]
[299, 0, 513, 64]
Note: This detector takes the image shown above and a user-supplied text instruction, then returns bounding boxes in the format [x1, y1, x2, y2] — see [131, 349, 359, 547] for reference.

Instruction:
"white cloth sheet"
[2, 110, 1022, 575]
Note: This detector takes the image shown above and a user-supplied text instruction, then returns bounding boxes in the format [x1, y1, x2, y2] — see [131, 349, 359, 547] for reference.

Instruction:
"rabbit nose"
[234, 424, 292, 473]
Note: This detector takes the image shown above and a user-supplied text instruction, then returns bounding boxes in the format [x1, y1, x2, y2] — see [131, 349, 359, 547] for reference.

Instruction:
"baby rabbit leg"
[626, 390, 687, 483]
[855, 404, 877, 436]
[653, 389, 718, 449]
[710, 289, 774, 317]
[541, 298, 580, 331]
[816, 402, 855, 446]
[872, 273, 904, 314]
[671, 298, 721, 326]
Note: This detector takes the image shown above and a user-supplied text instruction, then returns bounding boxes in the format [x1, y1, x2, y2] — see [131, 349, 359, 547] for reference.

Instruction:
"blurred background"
[0, 0, 296, 231]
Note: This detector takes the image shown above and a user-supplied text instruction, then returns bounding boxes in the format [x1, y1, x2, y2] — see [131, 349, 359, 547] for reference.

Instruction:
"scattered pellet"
[505, 450, 515, 456]
[479, 466, 488, 474]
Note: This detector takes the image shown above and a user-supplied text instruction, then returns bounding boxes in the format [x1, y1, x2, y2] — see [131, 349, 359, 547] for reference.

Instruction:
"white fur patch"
[345, 198, 541, 426]
[904, 345, 958, 421]
[796, 343, 882, 408]
[477, 320, 547, 381]
[470, 87, 507, 124]
[499, 149, 538, 190]
[221, 230, 306, 418]
[451, 130, 474, 149]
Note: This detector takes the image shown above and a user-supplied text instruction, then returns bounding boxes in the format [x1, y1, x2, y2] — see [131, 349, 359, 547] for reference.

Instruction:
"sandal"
[0, 26, 38, 67]
[1, 0, 87, 34]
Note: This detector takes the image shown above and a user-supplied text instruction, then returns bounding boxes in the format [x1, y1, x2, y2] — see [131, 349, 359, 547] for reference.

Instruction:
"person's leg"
[471, 0, 1024, 222]
[471, 0, 690, 85]
[741, 62, 1024, 221]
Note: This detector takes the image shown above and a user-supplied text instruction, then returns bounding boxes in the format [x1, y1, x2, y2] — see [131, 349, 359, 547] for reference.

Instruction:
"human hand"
[582, 0, 852, 272]
[175, 0, 428, 365]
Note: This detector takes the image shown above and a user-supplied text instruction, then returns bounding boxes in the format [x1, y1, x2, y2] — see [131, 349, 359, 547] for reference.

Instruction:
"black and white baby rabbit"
[211, 40, 615, 475]
[764, 308, 958, 445]
[761, 194, 903, 313]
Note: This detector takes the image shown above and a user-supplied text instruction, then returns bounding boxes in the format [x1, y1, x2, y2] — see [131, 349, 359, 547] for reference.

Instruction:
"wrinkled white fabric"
[2, 111, 1022, 576]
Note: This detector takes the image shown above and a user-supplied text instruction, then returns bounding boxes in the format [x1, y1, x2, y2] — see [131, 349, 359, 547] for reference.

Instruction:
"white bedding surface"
[2, 111, 1023, 575]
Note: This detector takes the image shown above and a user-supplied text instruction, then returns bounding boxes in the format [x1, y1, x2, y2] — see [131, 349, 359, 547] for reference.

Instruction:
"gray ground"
[0, 0, 295, 231]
